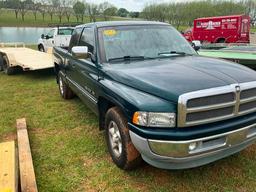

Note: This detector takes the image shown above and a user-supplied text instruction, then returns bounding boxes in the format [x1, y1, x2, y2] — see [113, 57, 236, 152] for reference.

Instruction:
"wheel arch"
[97, 96, 127, 131]
[38, 43, 45, 51]
[215, 37, 226, 43]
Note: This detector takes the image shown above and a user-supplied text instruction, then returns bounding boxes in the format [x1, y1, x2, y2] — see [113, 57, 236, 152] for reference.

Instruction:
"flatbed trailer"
[198, 45, 256, 68]
[0, 43, 53, 75]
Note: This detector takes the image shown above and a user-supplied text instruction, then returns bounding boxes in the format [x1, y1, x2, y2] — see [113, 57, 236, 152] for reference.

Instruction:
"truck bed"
[0, 47, 53, 71]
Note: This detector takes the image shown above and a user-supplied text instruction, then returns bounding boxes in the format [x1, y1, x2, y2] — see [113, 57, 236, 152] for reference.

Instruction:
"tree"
[86, 3, 98, 22]
[63, 0, 73, 22]
[73, 1, 86, 22]
[19, 0, 31, 21]
[242, 0, 256, 25]
[129, 11, 139, 18]
[53, 0, 65, 23]
[117, 8, 129, 17]
[98, 2, 116, 20]
[0, 0, 3, 13]
[31, 1, 41, 20]
[46, 0, 55, 21]
[6, 0, 20, 19]
[64, 7, 73, 22]
[39, 2, 47, 21]
[141, 0, 250, 29]
[104, 7, 117, 17]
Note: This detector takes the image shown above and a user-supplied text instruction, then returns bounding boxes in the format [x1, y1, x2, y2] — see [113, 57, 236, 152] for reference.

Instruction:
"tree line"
[0, 0, 140, 22]
[141, 0, 256, 29]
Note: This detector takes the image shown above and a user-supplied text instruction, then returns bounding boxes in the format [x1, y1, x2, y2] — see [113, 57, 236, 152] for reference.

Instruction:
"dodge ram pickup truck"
[53, 21, 256, 170]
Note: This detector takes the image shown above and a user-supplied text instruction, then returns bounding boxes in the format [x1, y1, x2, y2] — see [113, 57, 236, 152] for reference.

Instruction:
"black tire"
[38, 44, 45, 52]
[0, 55, 3, 71]
[2, 55, 16, 75]
[58, 72, 75, 99]
[217, 38, 225, 43]
[105, 107, 142, 170]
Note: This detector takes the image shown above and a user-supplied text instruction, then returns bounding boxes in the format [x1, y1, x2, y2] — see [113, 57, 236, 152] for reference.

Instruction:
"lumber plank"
[17, 118, 38, 192]
[0, 141, 17, 192]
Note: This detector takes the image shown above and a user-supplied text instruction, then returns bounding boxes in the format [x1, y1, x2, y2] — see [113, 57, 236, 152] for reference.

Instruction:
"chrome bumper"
[130, 123, 256, 169]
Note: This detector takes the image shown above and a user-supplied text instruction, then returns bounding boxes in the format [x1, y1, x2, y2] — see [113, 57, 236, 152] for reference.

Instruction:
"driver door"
[69, 27, 99, 113]
[45, 29, 55, 49]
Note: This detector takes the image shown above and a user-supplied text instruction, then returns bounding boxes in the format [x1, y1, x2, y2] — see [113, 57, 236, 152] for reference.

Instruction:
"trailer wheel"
[58, 73, 75, 99]
[2, 55, 16, 75]
[0, 55, 3, 71]
[38, 44, 45, 52]
[105, 107, 142, 170]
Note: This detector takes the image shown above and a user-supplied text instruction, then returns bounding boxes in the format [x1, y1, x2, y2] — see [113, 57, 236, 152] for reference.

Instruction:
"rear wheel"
[105, 107, 142, 170]
[58, 72, 75, 99]
[217, 38, 225, 43]
[2, 55, 16, 75]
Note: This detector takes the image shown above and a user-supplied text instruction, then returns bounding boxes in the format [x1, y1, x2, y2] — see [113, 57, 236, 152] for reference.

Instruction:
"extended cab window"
[58, 28, 74, 35]
[68, 27, 83, 52]
[79, 28, 95, 53]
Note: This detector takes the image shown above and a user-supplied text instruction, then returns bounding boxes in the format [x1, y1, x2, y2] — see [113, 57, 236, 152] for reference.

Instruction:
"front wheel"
[38, 44, 45, 52]
[58, 73, 75, 99]
[105, 107, 142, 170]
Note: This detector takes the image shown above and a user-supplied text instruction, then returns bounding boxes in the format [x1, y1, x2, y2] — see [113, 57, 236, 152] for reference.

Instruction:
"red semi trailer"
[183, 15, 250, 44]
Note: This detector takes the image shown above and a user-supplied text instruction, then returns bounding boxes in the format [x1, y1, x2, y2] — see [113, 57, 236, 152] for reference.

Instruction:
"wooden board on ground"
[0, 47, 53, 71]
[0, 141, 17, 192]
[17, 118, 38, 192]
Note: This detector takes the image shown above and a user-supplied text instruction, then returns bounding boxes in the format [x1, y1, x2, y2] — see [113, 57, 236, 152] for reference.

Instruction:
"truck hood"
[103, 56, 256, 103]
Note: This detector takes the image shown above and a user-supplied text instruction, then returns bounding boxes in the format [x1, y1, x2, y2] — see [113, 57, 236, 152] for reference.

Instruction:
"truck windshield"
[98, 25, 196, 63]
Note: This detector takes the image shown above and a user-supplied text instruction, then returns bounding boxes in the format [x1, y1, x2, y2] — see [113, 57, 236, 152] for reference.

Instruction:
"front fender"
[37, 38, 45, 46]
[99, 79, 177, 122]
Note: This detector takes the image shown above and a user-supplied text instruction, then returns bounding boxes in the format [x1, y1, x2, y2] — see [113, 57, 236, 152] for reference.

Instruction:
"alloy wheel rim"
[108, 121, 122, 158]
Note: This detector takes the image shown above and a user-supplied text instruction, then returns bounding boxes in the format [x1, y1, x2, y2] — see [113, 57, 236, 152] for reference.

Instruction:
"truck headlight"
[132, 112, 176, 127]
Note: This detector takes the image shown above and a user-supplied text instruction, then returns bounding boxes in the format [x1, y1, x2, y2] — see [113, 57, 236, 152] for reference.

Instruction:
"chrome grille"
[178, 82, 256, 127]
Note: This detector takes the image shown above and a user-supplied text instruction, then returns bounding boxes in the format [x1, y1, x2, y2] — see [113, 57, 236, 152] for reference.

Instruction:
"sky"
[85, 0, 184, 12]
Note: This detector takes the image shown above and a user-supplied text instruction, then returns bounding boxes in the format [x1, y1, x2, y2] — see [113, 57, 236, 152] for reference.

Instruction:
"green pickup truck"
[53, 21, 256, 170]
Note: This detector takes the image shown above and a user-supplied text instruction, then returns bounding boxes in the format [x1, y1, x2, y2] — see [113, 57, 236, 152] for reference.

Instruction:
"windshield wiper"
[158, 51, 192, 56]
[108, 56, 153, 62]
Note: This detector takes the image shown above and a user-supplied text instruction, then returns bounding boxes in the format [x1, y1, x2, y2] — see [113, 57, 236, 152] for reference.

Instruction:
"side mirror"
[191, 40, 201, 51]
[71, 46, 89, 59]
[41, 34, 45, 39]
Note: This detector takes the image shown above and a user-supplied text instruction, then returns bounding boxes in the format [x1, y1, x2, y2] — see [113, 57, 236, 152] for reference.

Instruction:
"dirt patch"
[2, 132, 16, 142]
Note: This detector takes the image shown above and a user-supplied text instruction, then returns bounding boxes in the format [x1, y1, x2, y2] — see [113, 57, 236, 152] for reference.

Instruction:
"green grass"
[1, 60, 256, 191]
[0, 9, 132, 27]
[251, 28, 256, 33]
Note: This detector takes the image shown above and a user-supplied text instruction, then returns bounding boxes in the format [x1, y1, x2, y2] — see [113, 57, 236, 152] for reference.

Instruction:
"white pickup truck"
[37, 27, 74, 52]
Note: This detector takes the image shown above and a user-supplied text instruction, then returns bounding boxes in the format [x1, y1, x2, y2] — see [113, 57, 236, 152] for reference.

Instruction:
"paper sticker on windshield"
[104, 29, 117, 36]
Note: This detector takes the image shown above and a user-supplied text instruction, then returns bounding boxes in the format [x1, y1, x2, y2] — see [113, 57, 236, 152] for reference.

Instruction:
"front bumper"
[130, 123, 256, 169]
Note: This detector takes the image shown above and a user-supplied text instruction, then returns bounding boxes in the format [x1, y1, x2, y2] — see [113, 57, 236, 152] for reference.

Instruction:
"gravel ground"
[250, 33, 256, 44]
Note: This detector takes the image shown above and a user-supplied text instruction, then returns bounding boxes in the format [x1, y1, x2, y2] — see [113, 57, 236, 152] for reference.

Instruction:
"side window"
[68, 27, 83, 52]
[79, 28, 95, 53]
[58, 28, 74, 35]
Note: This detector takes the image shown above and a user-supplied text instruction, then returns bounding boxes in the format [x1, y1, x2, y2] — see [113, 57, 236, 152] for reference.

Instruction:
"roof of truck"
[77, 21, 170, 28]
